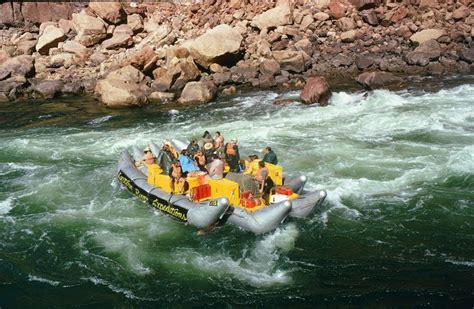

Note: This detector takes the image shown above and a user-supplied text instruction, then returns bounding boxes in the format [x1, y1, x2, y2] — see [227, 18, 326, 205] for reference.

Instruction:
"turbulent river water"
[1, 77, 473, 307]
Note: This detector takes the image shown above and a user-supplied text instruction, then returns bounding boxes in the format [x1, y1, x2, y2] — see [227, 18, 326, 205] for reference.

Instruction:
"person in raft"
[262, 146, 278, 165]
[225, 138, 240, 173]
[157, 142, 176, 174]
[256, 161, 274, 204]
[203, 142, 215, 164]
[169, 160, 186, 194]
[208, 153, 224, 180]
[186, 139, 200, 157]
[135, 146, 153, 168]
[213, 131, 225, 157]
[194, 149, 207, 173]
[178, 149, 200, 177]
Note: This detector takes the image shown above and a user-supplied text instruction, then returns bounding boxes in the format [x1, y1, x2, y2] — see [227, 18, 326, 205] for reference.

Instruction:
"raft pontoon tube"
[118, 150, 229, 229]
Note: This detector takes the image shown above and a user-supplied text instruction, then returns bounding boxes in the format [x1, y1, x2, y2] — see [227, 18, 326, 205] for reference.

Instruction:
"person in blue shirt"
[262, 146, 278, 165]
[178, 149, 199, 176]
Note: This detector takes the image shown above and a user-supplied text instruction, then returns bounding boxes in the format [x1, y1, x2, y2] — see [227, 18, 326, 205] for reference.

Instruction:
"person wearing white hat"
[224, 138, 240, 172]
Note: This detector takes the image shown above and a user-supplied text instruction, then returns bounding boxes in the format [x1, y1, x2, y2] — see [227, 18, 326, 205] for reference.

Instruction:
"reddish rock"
[361, 9, 378, 26]
[300, 76, 331, 106]
[329, 0, 345, 19]
[356, 71, 402, 89]
[102, 33, 133, 50]
[127, 14, 144, 34]
[355, 54, 375, 69]
[419, 0, 439, 8]
[88, 2, 125, 24]
[459, 47, 474, 64]
[127, 46, 158, 72]
[260, 58, 281, 76]
[332, 54, 353, 67]
[452, 6, 470, 21]
[405, 40, 441, 66]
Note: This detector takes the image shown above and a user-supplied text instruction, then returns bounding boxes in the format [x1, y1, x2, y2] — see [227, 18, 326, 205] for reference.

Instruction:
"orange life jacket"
[226, 143, 236, 156]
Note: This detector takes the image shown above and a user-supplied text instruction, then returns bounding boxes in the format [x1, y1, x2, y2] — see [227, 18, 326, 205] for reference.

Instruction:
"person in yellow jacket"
[141, 152, 162, 185]
[243, 155, 260, 177]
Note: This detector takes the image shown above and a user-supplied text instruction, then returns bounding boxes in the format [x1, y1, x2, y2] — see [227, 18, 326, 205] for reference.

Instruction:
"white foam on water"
[446, 259, 474, 267]
[28, 275, 60, 286]
[90, 230, 151, 275]
[0, 197, 14, 215]
[447, 145, 474, 174]
[181, 224, 299, 287]
[88, 115, 113, 125]
[83, 276, 139, 299]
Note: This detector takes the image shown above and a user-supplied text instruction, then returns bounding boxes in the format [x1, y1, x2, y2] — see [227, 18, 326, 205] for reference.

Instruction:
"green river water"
[1, 77, 473, 307]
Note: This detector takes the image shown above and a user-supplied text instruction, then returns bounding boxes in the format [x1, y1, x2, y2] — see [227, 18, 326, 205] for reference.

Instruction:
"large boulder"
[0, 76, 27, 101]
[251, 0, 292, 30]
[300, 76, 331, 106]
[36, 25, 66, 55]
[178, 81, 216, 104]
[30, 79, 63, 99]
[106, 65, 145, 84]
[260, 58, 281, 76]
[72, 11, 107, 47]
[88, 2, 125, 24]
[405, 39, 441, 66]
[0, 55, 35, 80]
[95, 79, 147, 108]
[188, 24, 243, 68]
[356, 71, 402, 89]
[409, 28, 445, 45]
[272, 50, 308, 72]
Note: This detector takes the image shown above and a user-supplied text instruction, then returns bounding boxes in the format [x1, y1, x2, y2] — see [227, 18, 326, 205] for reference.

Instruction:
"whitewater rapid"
[1, 82, 473, 301]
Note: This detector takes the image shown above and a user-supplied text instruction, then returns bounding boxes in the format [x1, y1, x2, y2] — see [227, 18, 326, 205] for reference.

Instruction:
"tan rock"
[419, 0, 439, 8]
[114, 24, 133, 36]
[127, 14, 144, 34]
[102, 33, 133, 50]
[49, 53, 74, 68]
[341, 30, 357, 42]
[259, 58, 281, 76]
[148, 91, 175, 103]
[295, 38, 313, 56]
[272, 50, 308, 72]
[210, 63, 223, 73]
[106, 65, 145, 84]
[95, 79, 147, 108]
[188, 24, 243, 68]
[63, 40, 87, 56]
[72, 11, 106, 47]
[299, 15, 314, 31]
[178, 81, 216, 104]
[337, 17, 356, 31]
[251, 0, 292, 30]
[136, 24, 172, 49]
[314, 12, 330, 21]
[88, 2, 125, 24]
[356, 71, 402, 90]
[409, 28, 445, 44]
[36, 25, 66, 55]
[58, 19, 73, 34]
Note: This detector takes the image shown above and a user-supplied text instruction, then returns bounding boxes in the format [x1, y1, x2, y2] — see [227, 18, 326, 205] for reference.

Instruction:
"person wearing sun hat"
[224, 138, 240, 172]
[203, 141, 214, 164]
